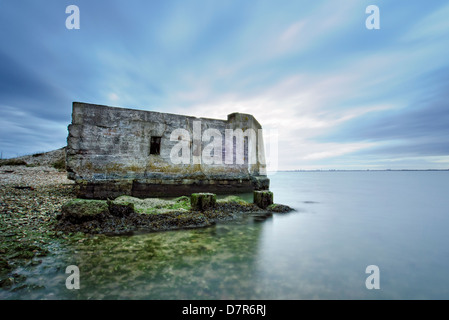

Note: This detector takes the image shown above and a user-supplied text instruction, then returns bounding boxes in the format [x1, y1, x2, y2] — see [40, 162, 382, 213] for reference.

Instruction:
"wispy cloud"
[0, 0, 448, 169]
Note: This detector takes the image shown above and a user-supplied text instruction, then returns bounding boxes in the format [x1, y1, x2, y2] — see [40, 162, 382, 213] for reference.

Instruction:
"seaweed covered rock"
[108, 198, 135, 217]
[112, 195, 190, 214]
[217, 195, 249, 205]
[55, 192, 294, 235]
[267, 203, 294, 213]
[0, 257, 12, 274]
[60, 199, 109, 223]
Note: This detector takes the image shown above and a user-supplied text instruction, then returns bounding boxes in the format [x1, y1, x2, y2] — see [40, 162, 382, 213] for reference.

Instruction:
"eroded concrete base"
[75, 176, 270, 199]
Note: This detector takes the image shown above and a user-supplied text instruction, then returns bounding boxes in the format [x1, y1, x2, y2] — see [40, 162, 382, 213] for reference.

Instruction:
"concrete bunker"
[66, 102, 270, 199]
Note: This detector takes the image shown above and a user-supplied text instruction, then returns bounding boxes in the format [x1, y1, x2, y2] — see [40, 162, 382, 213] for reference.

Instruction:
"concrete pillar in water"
[254, 190, 273, 209]
[191, 193, 216, 211]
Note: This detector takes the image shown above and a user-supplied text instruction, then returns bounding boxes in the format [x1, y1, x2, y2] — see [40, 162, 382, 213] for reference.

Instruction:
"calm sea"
[2, 171, 449, 299]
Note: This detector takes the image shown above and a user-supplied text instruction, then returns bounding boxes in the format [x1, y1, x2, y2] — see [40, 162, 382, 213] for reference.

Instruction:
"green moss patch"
[112, 195, 191, 214]
[61, 199, 109, 222]
[52, 159, 66, 170]
[217, 195, 248, 205]
[0, 159, 27, 166]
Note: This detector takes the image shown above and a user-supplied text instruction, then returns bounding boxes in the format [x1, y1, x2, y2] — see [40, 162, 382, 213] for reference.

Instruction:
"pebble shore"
[0, 165, 76, 289]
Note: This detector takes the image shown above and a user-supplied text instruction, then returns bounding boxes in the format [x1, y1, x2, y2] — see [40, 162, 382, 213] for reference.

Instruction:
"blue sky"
[1, 0, 448, 170]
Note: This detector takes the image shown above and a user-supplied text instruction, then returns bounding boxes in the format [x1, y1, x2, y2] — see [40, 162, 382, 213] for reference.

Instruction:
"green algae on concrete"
[61, 196, 192, 221]
[253, 190, 273, 209]
[217, 195, 248, 205]
[190, 193, 216, 211]
[112, 195, 191, 214]
[55, 193, 294, 235]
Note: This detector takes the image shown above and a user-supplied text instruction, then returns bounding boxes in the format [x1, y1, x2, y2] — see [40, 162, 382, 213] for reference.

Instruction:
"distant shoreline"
[272, 169, 449, 172]
[1, 147, 447, 173]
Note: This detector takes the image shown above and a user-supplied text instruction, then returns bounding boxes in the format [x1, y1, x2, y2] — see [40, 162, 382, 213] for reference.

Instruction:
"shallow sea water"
[2, 171, 449, 299]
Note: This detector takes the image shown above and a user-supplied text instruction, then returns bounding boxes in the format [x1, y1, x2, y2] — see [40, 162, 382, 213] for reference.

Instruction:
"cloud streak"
[0, 0, 448, 169]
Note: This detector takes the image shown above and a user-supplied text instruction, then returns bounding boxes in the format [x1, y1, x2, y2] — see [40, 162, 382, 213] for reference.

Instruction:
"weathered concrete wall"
[67, 102, 269, 199]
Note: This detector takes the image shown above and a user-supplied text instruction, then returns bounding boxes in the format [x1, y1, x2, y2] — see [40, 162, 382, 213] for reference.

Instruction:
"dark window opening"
[150, 136, 161, 155]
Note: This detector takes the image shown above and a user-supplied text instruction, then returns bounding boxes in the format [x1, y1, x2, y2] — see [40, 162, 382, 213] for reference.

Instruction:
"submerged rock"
[0, 257, 12, 273]
[267, 203, 293, 213]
